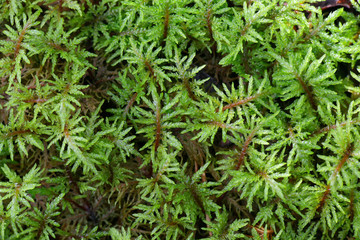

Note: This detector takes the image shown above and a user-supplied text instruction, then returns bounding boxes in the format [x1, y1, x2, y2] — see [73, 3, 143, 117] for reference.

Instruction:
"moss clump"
[1, 0, 360, 239]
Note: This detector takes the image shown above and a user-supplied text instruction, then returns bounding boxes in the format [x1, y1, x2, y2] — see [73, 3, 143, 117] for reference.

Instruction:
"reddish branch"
[236, 127, 258, 170]
[312, 120, 360, 136]
[23, 98, 47, 103]
[163, 4, 170, 42]
[59, 0, 64, 13]
[318, 184, 331, 211]
[318, 143, 353, 211]
[329, 143, 353, 183]
[184, 78, 197, 101]
[154, 99, 161, 152]
[123, 92, 137, 116]
[5, 129, 32, 138]
[217, 92, 264, 112]
[295, 73, 317, 111]
[64, 124, 70, 138]
[14, 21, 32, 58]
[206, 7, 214, 42]
[144, 59, 156, 80]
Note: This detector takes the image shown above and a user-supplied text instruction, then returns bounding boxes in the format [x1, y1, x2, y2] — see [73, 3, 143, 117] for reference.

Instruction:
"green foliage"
[22, 193, 64, 240]
[109, 227, 142, 240]
[1, 0, 360, 239]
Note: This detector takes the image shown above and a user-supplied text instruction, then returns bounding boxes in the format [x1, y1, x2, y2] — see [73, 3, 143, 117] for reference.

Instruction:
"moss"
[1, 0, 360, 239]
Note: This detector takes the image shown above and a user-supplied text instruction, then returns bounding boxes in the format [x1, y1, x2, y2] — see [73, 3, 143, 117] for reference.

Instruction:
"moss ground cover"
[1, 0, 360, 239]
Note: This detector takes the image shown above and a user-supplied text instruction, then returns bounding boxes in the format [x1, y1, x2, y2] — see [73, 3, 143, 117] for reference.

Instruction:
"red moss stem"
[184, 78, 197, 101]
[295, 73, 317, 111]
[205, 2, 217, 53]
[14, 21, 31, 58]
[318, 184, 331, 212]
[59, 0, 63, 13]
[163, 3, 170, 42]
[23, 98, 47, 103]
[154, 99, 161, 152]
[217, 92, 263, 112]
[318, 143, 353, 211]
[329, 143, 353, 184]
[206, 6, 214, 43]
[145, 60, 156, 80]
[312, 120, 360, 136]
[236, 127, 258, 170]
[5, 129, 32, 138]
[123, 92, 138, 116]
